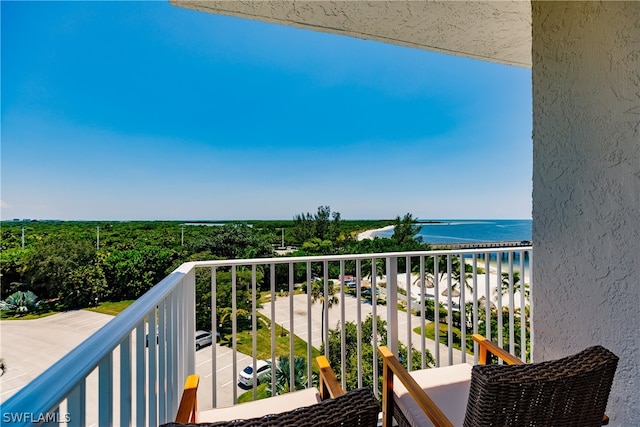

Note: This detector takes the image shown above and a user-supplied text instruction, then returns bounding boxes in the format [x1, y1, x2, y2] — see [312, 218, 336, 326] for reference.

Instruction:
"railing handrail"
[190, 247, 533, 268]
[0, 263, 195, 418]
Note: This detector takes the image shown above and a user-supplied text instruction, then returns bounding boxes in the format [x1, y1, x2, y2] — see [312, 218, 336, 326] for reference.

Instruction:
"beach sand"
[356, 225, 394, 241]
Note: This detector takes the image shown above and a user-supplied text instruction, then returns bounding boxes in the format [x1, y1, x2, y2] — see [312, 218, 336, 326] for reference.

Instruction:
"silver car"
[195, 330, 213, 350]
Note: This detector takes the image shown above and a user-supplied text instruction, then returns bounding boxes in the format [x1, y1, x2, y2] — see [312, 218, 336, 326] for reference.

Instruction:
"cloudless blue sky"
[1, 1, 532, 221]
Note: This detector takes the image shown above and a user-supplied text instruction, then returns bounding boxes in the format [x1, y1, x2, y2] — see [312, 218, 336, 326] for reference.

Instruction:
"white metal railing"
[1, 247, 532, 425]
[1, 264, 197, 427]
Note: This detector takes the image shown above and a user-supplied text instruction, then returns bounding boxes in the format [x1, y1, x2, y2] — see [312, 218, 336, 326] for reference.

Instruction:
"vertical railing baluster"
[231, 266, 238, 404]
[497, 253, 503, 351]
[120, 333, 132, 427]
[459, 253, 466, 364]
[472, 254, 479, 364]
[98, 354, 113, 427]
[323, 261, 329, 358]
[167, 292, 175, 419]
[270, 263, 276, 397]
[148, 308, 157, 427]
[519, 250, 527, 361]
[252, 265, 258, 400]
[386, 256, 398, 355]
[433, 255, 440, 367]
[371, 257, 379, 398]
[158, 301, 166, 423]
[306, 262, 313, 388]
[67, 379, 86, 427]
[419, 256, 426, 369]
[508, 252, 516, 355]
[211, 267, 217, 407]
[173, 288, 180, 416]
[356, 259, 363, 389]
[528, 250, 534, 362]
[405, 255, 412, 370]
[288, 262, 295, 391]
[446, 254, 453, 366]
[187, 268, 196, 382]
[135, 322, 146, 427]
[484, 253, 491, 342]
[339, 260, 346, 392]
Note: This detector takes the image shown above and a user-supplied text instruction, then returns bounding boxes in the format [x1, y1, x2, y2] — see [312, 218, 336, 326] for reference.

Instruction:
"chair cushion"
[162, 387, 380, 427]
[198, 388, 321, 423]
[393, 363, 472, 427]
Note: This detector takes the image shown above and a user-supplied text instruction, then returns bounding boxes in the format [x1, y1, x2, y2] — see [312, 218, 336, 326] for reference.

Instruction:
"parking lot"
[0, 310, 254, 413]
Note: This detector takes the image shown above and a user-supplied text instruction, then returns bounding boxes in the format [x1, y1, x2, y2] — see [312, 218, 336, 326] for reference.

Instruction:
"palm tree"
[307, 279, 338, 346]
[497, 271, 530, 299]
[265, 355, 308, 396]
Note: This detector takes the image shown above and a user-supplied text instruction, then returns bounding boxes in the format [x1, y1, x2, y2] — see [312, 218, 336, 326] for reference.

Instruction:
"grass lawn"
[231, 313, 322, 403]
[414, 322, 474, 355]
[85, 300, 135, 316]
[0, 310, 59, 320]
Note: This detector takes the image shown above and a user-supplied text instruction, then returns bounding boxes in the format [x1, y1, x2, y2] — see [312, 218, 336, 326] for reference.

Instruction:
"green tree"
[304, 279, 339, 346]
[291, 206, 342, 246]
[265, 355, 309, 396]
[391, 213, 422, 245]
[322, 315, 434, 393]
[189, 223, 274, 260]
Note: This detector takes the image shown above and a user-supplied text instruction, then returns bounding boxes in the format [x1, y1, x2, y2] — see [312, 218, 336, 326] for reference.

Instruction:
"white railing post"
[386, 256, 399, 355]
[67, 380, 86, 427]
[119, 334, 132, 427]
[98, 354, 113, 427]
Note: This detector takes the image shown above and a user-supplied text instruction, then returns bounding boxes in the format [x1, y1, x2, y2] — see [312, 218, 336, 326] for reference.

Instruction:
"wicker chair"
[379, 334, 618, 427]
[164, 355, 380, 427]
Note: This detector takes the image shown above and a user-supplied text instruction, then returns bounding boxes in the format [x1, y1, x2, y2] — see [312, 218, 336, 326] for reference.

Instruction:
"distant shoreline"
[356, 225, 395, 241]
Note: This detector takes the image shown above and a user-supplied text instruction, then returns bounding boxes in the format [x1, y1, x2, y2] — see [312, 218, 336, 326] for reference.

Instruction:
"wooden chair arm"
[472, 334, 524, 365]
[317, 355, 345, 399]
[175, 374, 199, 423]
[378, 346, 453, 427]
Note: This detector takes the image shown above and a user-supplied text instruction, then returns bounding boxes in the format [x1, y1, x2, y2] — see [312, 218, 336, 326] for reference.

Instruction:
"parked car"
[238, 360, 271, 387]
[361, 287, 380, 297]
[195, 330, 213, 350]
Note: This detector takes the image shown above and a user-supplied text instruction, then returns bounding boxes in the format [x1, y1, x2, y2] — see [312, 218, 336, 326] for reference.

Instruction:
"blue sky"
[1, 1, 532, 221]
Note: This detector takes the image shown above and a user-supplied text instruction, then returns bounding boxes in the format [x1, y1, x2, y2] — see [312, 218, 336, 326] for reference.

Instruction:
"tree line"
[0, 208, 427, 315]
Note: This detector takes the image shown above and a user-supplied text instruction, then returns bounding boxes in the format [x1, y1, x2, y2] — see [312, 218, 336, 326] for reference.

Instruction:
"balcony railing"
[1, 247, 532, 426]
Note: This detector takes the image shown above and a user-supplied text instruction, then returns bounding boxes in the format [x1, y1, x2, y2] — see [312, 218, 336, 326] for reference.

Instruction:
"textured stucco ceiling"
[170, 0, 532, 68]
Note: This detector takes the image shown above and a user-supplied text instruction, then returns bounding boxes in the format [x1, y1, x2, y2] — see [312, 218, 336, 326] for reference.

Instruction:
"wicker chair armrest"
[378, 346, 453, 427]
[176, 374, 199, 423]
[472, 334, 524, 365]
[317, 355, 344, 399]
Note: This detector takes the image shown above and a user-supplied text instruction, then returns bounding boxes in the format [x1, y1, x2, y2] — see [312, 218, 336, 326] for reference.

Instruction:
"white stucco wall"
[532, 1, 640, 425]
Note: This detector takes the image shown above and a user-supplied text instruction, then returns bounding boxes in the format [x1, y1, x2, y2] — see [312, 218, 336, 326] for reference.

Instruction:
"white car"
[238, 360, 271, 387]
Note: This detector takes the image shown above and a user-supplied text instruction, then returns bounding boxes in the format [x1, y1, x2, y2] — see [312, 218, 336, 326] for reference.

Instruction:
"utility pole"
[21, 227, 25, 249]
[96, 226, 100, 250]
[281, 227, 285, 248]
[181, 225, 185, 246]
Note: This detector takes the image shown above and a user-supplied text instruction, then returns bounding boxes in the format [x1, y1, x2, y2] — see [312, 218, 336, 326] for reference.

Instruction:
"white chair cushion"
[393, 363, 472, 427]
[198, 387, 321, 423]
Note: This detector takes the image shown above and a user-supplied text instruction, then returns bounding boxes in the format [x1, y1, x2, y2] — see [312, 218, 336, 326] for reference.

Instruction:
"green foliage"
[195, 269, 259, 333]
[0, 291, 42, 315]
[102, 246, 179, 301]
[322, 315, 434, 394]
[391, 213, 422, 245]
[265, 355, 310, 396]
[0, 214, 431, 314]
[291, 206, 342, 247]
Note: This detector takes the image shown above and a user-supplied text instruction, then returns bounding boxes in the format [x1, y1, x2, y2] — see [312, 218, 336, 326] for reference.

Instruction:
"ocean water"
[374, 219, 532, 244]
